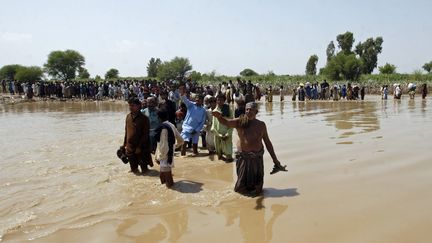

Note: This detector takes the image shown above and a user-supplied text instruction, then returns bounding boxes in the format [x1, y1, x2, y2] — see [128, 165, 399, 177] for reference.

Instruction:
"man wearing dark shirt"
[123, 97, 153, 174]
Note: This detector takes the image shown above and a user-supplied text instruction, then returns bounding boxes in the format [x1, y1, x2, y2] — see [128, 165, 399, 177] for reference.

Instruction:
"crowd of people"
[118, 80, 287, 196]
[2, 77, 428, 196]
[1, 78, 428, 103]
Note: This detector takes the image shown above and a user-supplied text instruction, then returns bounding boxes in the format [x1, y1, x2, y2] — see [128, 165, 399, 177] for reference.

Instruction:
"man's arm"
[179, 86, 193, 108]
[123, 116, 128, 148]
[170, 123, 184, 146]
[212, 111, 239, 129]
[262, 123, 281, 165]
[137, 117, 150, 153]
[196, 110, 207, 132]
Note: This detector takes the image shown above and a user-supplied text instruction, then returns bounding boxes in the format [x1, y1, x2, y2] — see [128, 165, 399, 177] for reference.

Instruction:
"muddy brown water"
[1, 96, 431, 242]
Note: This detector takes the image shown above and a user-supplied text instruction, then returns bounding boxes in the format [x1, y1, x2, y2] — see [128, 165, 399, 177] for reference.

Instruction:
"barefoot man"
[212, 102, 287, 196]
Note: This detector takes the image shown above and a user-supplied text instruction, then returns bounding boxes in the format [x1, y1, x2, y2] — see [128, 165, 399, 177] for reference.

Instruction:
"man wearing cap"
[123, 97, 153, 174]
[212, 102, 287, 196]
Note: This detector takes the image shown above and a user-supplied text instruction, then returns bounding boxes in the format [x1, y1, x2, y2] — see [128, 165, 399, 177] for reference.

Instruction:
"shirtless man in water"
[212, 102, 286, 196]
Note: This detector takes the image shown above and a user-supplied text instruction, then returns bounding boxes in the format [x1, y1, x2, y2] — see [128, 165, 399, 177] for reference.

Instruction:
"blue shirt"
[181, 95, 206, 133]
[141, 108, 160, 132]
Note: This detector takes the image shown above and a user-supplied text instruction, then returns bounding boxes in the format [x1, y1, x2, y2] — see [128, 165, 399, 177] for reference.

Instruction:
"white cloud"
[0, 32, 33, 43]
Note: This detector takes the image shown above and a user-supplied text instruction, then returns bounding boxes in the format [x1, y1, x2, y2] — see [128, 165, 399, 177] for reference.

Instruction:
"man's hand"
[270, 160, 288, 175]
[212, 110, 222, 118]
[179, 85, 186, 96]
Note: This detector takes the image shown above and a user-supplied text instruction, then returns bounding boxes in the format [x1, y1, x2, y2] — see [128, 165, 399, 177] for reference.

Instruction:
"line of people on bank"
[2, 78, 428, 104]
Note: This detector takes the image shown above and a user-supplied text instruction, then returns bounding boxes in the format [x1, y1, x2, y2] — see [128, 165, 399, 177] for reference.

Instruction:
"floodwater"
[1, 96, 431, 243]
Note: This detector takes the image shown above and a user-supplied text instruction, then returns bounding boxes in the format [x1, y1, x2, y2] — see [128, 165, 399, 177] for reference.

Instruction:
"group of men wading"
[120, 84, 286, 196]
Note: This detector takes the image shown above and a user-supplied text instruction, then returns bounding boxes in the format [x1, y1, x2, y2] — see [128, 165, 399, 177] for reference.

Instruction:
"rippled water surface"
[1, 97, 431, 242]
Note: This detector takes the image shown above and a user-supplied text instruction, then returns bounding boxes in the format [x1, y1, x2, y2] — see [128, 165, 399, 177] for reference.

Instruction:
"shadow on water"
[141, 169, 160, 177]
[172, 180, 203, 193]
[263, 187, 300, 198]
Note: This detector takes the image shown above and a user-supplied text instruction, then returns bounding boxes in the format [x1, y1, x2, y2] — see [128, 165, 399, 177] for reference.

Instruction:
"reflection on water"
[0, 100, 128, 114]
[288, 101, 379, 141]
[116, 207, 189, 243]
[1, 97, 431, 242]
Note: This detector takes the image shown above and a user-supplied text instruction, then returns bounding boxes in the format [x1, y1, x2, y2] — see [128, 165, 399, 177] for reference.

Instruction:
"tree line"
[1, 32, 431, 83]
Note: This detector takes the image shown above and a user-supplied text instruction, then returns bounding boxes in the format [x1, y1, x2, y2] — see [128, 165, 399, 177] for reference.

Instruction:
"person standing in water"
[212, 102, 287, 196]
[141, 96, 160, 153]
[155, 109, 184, 188]
[122, 97, 153, 174]
[279, 85, 284, 102]
[422, 83, 428, 99]
[212, 94, 234, 162]
[179, 85, 207, 156]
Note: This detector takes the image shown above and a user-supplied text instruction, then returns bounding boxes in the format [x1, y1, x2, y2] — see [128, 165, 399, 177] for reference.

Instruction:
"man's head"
[208, 97, 217, 109]
[160, 91, 168, 100]
[216, 93, 226, 107]
[245, 102, 258, 119]
[128, 97, 141, 113]
[157, 109, 169, 122]
[236, 99, 245, 109]
[147, 96, 157, 110]
[195, 94, 204, 106]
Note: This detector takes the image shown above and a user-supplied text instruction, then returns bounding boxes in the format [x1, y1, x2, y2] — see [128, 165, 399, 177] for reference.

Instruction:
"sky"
[0, 0, 431, 77]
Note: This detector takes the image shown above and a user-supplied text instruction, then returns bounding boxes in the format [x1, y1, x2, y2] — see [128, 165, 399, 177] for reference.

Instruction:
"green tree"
[169, 57, 192, 78]
[0, 64, 23, 80]
[306, 55, 319, 75]
[105, 68, 119, 79]
[44, 50, 85, 80]
[326, 41, 335, 62]
[378, 63, 396, 74]
[336, 31, 355, 54]
[412, 69, 423, 81]
[240, 68, 258, 76]
[78, 67, 90, 79]
[146, 57, 162, 77]
[323, 53, 362, 80]
[157, 57, 192, 80]
[189, 71, 202, 81]
[355, 37, 384, 74]
[266, 70, 276, 76]
[423, 61, 432, 73]
[15, 66, 43, 82]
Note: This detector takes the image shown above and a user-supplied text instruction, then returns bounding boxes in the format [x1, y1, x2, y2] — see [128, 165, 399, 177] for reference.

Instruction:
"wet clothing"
[155, 122, 173, 173]
[204, 109, 216, 152]
[123, 112, 152, 171]
[141, 108, 160, 152]
[298, 87, 305, 101]
[234, 149, 265, 193]
[211, 105, 233, 157]
[180, 95, 206, 143]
